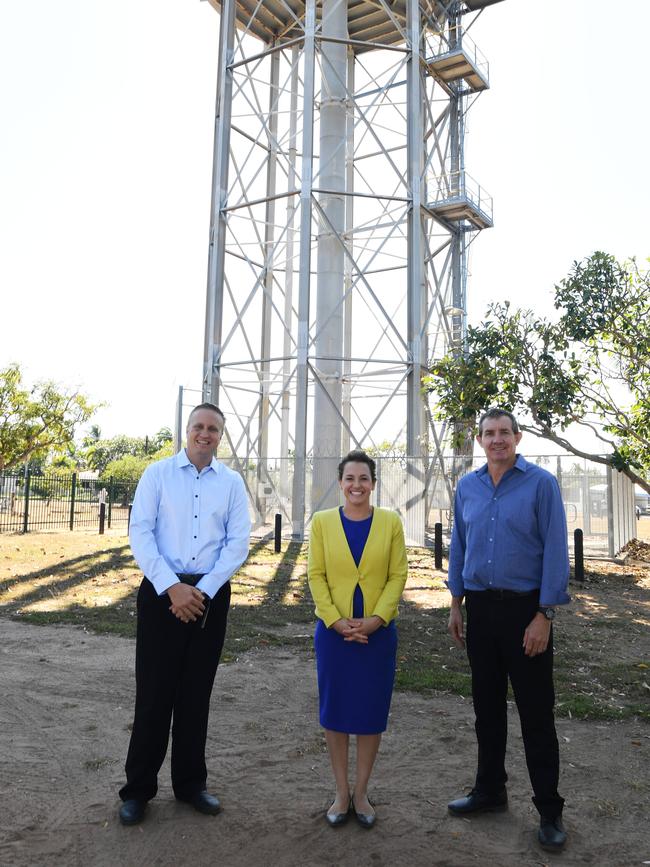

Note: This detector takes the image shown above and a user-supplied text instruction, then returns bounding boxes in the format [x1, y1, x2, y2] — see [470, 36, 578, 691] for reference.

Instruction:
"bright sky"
[2, 0, 649, 439]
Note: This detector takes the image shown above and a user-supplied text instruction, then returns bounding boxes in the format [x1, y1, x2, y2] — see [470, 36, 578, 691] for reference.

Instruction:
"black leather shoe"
[538, 815, 567, 851]
[181, 790, 222, 815]
[448, 788, 508, 816]
[119, 799, 147, 826]
[352, 796, 376, 829]
[325, 797, 351, 827]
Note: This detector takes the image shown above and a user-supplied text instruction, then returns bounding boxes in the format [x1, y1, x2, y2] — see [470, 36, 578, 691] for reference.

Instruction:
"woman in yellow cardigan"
[308, 449, 408, 829]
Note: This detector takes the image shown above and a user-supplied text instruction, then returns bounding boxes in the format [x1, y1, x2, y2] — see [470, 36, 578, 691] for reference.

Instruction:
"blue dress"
[314, 508, 398, 734]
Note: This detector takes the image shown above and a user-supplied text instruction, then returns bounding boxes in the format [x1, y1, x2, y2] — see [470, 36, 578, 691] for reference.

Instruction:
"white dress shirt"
[129, 450, 251, 598]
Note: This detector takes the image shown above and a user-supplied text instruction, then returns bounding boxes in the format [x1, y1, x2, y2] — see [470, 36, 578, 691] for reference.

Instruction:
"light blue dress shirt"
[129, 450, 251, 599]
[447, 454, 570, 606]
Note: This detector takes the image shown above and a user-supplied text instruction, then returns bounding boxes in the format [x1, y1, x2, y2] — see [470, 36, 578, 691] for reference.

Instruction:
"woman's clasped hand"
[332, 615, 384, 643]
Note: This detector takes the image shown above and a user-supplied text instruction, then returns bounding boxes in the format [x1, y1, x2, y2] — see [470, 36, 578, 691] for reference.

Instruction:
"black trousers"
[465, 589, 564, 818]
[119, 578, 231, 802]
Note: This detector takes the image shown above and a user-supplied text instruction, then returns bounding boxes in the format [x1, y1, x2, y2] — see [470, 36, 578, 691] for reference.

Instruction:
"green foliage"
[423, 252, 650, 493]
[0, 364, 98, 471]
[86, 428, 173, 474]
[100, 441, 174, 486]
[85, 435, 147, 474]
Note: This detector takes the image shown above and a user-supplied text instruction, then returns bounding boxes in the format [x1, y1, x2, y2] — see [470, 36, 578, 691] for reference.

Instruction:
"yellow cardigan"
[307, 507, 408, 628]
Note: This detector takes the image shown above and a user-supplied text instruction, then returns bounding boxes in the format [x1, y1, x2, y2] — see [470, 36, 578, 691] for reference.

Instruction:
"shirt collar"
[175, 449, 220, 474]
[477, 453, 528, 477]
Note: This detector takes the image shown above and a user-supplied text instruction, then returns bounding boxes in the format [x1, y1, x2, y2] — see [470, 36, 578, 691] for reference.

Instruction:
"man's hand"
[448, 598, 465, 649]
[523, 613, 551, 657]
[168, 583, 205, 623]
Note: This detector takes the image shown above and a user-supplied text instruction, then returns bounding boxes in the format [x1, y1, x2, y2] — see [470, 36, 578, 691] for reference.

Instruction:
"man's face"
[186, 408, 224, 463]
[477, 414, 522, 468]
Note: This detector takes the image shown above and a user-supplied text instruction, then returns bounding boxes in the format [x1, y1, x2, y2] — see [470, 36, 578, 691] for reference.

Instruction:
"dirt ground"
[1, 617, 649, 867]
[1, 528, 650, 866]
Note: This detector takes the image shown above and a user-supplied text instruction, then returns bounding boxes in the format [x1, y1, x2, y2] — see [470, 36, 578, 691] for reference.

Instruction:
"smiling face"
[339, 461, 376, 513]
[186, 407, 224, 469]
[477, 413, 522, 472]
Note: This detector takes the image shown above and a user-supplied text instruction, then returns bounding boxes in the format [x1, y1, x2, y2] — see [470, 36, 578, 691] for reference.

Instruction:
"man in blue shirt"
[118, 403, 251, 826]
[446, 408, 570, 852]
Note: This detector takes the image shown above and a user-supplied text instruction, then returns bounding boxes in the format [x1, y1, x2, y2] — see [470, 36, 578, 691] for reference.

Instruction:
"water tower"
[202, 0, 499, 542]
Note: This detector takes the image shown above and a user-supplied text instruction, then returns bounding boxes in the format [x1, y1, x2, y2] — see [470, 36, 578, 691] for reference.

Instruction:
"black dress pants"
[119, 578, 231, 802]
[465, 589, 564, 818]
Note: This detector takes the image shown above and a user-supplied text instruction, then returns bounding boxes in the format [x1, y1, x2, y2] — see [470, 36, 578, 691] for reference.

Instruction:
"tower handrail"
[427, 25, 489, 82]
[427, 169, 493, 223]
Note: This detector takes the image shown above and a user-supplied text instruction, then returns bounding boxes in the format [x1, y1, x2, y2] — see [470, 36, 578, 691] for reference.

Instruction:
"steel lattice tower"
[203, 0, 498, 542]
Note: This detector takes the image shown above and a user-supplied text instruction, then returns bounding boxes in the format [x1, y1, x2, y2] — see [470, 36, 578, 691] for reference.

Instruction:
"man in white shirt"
[118, 403, 251, 826]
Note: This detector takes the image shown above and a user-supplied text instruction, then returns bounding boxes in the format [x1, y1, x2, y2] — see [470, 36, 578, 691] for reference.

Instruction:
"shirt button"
[192, 557, 196, 560]
[488, 559, 491, 563]
[195, 494, 198, 498]
[193, 535, 197, 539]
[489, 538, 493, 542]
[194, 515, 198, 518]
[491, 517, 494, 521]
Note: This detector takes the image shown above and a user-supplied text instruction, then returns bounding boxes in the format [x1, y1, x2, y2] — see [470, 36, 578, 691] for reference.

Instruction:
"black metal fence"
[0, 471, 137, 533]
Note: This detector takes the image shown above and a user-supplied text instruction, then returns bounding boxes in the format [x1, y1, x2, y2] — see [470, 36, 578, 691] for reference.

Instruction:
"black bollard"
[274, 513, 282, 553]
[99, 502, 106, 535]
[574, 528, 584, 582]
[128, 503, 133, 533]
[434, 522, 443, 570]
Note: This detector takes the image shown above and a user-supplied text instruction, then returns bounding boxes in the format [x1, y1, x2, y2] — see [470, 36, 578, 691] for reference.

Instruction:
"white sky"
[1, 0, 649, 439]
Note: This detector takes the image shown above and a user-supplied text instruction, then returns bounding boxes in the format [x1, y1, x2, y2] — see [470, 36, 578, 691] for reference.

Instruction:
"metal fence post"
[274, 513, 282, 553]
[108, 477, 114, 528]
[22, 470, 31, 534]
[99, 502, 106, 535]
[69, 472, 77, 531]
[434, 522, 443, 569]
[574, 528, 584, 582]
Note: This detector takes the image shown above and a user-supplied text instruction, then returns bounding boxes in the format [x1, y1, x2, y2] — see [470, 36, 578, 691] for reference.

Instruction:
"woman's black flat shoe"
[326, 798, 351, 827]
[352, 796, 376, 829]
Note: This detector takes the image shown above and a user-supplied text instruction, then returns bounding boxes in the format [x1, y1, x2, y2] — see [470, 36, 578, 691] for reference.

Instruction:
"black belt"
[468, 588, 538, 599]
[176, 573, 205, 586]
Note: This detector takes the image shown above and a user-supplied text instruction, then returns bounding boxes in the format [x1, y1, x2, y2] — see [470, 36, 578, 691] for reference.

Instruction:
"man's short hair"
[187, 403, 226, 427]
[337, 449, 377, 482]
[477, 407, 520, 436]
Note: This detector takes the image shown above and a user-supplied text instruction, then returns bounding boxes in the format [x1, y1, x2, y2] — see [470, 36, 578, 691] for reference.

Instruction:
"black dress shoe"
[351, 796, 376, 829]
[119, 799, 147, 826]
[325, 797, 351, 827]
[538, 815, 567, 851]
[181, 790, 222, 815]
[448, 788, 508, 816]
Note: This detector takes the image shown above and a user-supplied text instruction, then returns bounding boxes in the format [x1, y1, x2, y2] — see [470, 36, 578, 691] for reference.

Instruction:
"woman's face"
[339, 461, 375, 510]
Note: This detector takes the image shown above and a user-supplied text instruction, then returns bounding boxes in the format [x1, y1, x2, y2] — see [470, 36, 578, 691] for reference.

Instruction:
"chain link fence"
[226, 453, 636, 558]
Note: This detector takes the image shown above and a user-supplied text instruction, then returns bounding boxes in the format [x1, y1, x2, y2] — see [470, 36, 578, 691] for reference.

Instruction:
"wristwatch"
[538, 606, 555, 621]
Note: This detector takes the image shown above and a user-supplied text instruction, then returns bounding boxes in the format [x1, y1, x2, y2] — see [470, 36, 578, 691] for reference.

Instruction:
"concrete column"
[311, 0, 349, 513]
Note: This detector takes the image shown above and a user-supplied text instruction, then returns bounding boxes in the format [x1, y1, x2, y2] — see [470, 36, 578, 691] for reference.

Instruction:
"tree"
[85, 427, 173, 473]
[0, 364, 97, 471]
[423, 252, 650, 493]
[85, 435, 148, 474]
[101, 442, 174, 487]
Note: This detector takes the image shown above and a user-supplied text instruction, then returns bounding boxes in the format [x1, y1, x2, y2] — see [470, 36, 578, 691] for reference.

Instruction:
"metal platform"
[428, 170, 493, 230]
[427, 26, 489, 92]
[207, 0, 447, 49]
